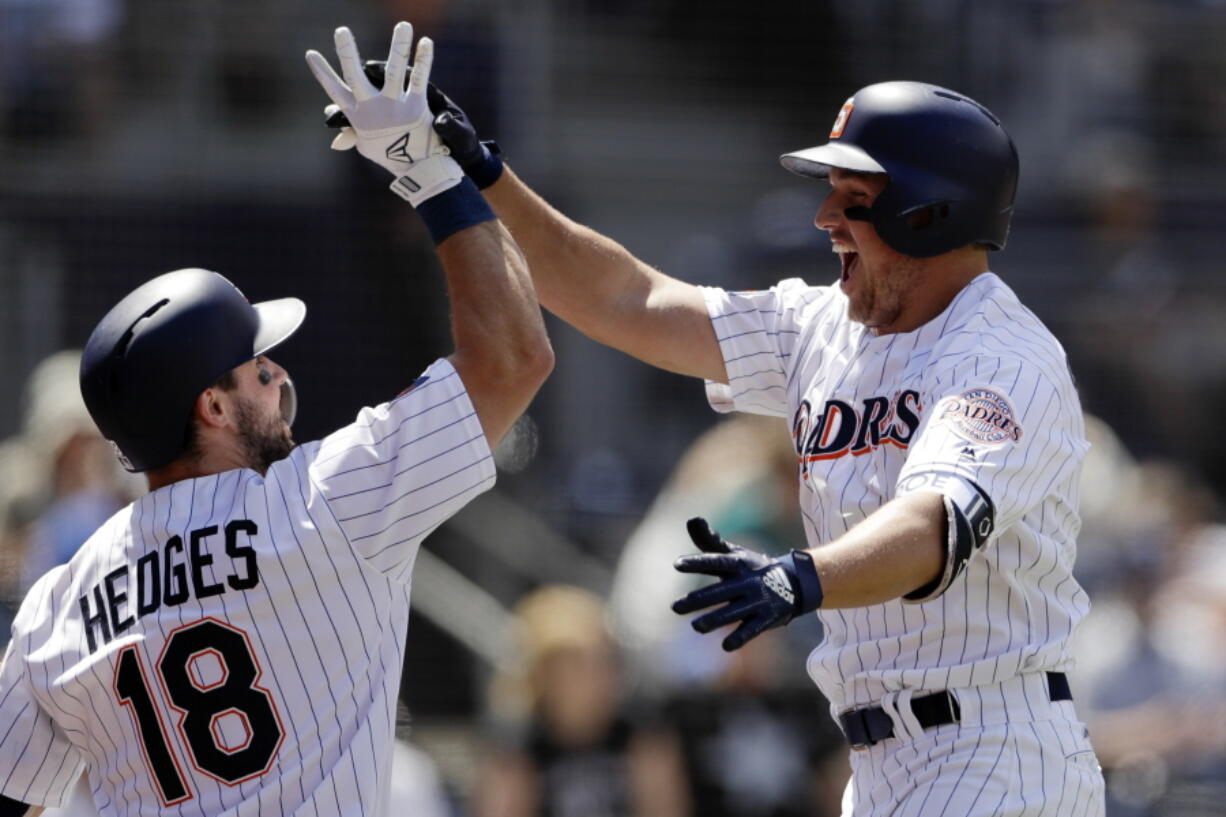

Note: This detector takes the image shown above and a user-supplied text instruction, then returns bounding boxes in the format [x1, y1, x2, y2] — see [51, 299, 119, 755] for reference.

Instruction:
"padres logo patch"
[936, 388, 1023, 445]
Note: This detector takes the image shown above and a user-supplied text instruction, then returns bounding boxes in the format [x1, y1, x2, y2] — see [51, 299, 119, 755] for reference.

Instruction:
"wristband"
[415, 177, 497, 245]
[784, 549, 824, 613]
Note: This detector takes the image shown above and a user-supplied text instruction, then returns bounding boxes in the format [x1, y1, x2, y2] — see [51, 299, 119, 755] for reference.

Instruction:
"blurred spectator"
[608, 414, 844, 816]
[609, 414, 804, 670]
[0, 350, 140, 645]
[472, 585, 689, 817]
[386, 737, 455, 817]
[1073, 443, 1226, 816]
[661, 630, 847, 817]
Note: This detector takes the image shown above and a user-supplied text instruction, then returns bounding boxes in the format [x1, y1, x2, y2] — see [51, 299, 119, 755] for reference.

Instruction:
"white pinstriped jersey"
[0, 358, 494, 816]
[703, 273, 1091, 711]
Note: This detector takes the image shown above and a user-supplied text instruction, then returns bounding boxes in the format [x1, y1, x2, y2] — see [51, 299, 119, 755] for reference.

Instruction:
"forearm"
[483, 167, 726, 381]
[483, 168, 648, 330]
[808, 492, 946, 609]
[441, 218, 553, 444]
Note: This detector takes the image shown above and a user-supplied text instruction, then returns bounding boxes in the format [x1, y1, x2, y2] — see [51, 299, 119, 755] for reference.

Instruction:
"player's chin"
[274, 431, 297, 461]
[845, 290, 871, 324]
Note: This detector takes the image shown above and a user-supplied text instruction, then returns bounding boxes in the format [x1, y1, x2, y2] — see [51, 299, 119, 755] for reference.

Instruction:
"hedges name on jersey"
[0, 359, 494, 814]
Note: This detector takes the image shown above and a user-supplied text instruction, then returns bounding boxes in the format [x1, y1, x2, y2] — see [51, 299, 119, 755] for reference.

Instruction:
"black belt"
[838, 672, 1072, 749]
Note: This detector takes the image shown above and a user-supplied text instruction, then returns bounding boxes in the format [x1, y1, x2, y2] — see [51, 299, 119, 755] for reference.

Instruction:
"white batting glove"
[324, 104, 357, 151]
[305, 23, 463, 206]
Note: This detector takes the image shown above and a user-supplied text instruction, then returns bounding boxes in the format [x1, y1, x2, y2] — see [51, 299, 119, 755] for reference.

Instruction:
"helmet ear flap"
[871, 197, 984, 258]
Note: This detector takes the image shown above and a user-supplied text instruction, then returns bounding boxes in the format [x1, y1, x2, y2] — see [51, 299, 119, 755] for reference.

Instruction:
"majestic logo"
[830, 98, 855, 138]
[936, 387, 1023, 445]
[763, 567, 795, 605]
[792, 390, 922, 483]
[385, 133, 414, 163]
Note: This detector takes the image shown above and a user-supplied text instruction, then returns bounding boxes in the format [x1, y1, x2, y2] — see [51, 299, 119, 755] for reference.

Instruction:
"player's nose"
[815, 190, 843, 233]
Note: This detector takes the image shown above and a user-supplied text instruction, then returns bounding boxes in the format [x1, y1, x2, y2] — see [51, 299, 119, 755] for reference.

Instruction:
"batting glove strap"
[783, 549, 824, 614]
[466, 140, 505, 189]
[414, 177, 496, 244]
[388, 154, 466, 208]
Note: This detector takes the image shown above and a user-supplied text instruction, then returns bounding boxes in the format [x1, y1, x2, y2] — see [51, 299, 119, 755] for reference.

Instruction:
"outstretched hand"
[306, 23, 463, 205]
[323, 60, 504, 189]
[672, 517, 824, 651]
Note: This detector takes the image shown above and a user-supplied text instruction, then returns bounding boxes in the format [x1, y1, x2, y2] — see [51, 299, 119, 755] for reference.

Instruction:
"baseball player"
[0, 22, 552, 816]
[364, 77, 1106, 814]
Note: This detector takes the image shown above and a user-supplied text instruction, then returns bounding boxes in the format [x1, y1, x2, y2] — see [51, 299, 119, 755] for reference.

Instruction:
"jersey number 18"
[113, 618, 285, 805]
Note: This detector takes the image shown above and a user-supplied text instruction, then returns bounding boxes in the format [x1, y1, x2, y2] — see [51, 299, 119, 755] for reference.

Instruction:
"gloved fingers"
[330, 128, 357, 151]
[333, 27, 377, 102]
[686, 517, 732, 553]
[305, 49, 355, 110]
[722, 616, 771, 652]
[691, 599, 756, 634]
[426, 81, 450, 116]
[323, 103, 347, 128]
[433, 111, 474, 149]
[427, 81, 464, 118]
[382, 21, 412, 100]
[361, 59, 430, 100]
[671, 579, 742, 615]
[673, 552, 748, 577]
[407, 36, 434, 99]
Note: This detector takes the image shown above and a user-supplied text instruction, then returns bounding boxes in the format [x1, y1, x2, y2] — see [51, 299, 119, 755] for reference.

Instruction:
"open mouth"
[835, 246, 859, 284]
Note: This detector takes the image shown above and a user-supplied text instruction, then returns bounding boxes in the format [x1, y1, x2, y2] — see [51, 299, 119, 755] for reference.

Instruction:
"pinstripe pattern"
[0, 358, 493, 815]
[841, 685, 1105, 817]
[703, 274, 1102, 814]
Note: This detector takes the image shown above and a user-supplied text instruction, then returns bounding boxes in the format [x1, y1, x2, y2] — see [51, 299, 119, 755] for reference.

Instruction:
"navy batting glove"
[672, 517, 824, 652]
[325, 60, 504, 189]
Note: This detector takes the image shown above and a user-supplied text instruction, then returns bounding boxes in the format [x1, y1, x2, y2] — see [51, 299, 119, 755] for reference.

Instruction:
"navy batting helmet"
[780, 81, 1019, 258]
[80, 269, 306, 472]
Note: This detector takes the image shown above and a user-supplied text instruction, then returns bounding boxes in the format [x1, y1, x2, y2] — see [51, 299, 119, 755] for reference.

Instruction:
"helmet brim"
[780, 142, 886, 178]
[253, 297, 307, 358]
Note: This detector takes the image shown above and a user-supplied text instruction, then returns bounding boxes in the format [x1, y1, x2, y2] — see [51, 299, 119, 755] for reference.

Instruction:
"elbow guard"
[904, 475, 995, 603]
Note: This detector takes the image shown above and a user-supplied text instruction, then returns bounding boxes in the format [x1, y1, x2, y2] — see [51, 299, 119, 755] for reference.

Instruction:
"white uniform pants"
[839, 673, 1105, 817]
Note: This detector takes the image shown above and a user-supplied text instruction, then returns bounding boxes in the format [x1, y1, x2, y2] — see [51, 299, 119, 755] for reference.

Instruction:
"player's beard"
[848, 253, 924, 331]
[234, 396, 295, 474]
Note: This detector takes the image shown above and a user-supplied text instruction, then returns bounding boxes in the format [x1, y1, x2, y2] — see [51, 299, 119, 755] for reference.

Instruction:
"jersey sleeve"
[307, 358, 497, 578]
[896, 354, 1089, 538]
[0, 581, 86, 808]
[700, 279, 825, 418]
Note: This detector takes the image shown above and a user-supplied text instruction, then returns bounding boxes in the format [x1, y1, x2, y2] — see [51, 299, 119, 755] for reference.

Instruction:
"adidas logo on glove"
[764, 566, 795, 605]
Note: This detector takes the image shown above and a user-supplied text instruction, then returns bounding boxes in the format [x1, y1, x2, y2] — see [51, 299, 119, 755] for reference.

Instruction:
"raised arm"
[482, 168, 727, 384]
[306, 23, 552, 447]
[437, 217, 552, 445]
[329, 72, 728, 384]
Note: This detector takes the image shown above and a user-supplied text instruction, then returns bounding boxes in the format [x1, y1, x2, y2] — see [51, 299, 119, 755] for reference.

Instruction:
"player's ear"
[194, 387, 232, 430]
